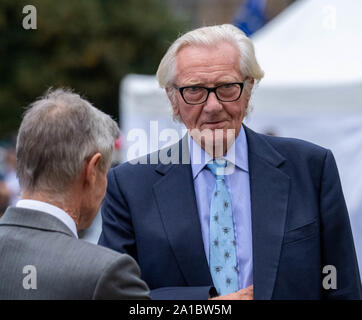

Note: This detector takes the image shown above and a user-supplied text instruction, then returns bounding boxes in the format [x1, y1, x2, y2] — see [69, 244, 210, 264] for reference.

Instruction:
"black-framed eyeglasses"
[174, 82, 244, 105]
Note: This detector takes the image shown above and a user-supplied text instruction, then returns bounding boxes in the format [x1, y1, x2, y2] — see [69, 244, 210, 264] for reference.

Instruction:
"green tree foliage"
[0, 0, 185, 139]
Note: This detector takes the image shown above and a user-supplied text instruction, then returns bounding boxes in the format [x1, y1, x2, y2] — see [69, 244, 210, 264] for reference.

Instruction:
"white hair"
[157, 24, 264, 88]
[156, 24, 264, 120]
[16, 88, 120, 194]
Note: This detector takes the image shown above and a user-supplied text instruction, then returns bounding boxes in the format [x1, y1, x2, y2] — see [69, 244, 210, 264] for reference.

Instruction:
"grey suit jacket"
[0, 207, 150, 300]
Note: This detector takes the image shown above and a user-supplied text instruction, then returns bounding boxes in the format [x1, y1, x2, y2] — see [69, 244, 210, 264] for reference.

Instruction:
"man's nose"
[203, 92, 223, 113]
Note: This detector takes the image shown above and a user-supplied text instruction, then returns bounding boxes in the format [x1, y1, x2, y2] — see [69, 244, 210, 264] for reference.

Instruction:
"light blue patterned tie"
[207, 159, 238, 295]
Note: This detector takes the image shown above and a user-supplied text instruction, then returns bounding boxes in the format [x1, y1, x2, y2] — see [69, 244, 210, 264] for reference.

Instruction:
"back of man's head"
[16, 88, 120, 195]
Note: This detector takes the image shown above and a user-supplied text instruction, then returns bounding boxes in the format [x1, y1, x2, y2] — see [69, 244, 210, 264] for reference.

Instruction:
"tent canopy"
[251, 0, 362, 88]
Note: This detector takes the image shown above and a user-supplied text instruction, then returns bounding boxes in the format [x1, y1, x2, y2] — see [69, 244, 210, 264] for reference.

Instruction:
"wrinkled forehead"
[176, 40, 240, 65]
[174, 41, 242, 84]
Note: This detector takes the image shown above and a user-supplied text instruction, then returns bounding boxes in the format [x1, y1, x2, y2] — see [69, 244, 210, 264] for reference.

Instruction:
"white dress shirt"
[16, 199, 78, 238]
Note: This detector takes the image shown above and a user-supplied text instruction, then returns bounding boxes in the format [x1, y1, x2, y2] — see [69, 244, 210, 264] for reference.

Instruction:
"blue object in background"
[234, 0, 267, 36]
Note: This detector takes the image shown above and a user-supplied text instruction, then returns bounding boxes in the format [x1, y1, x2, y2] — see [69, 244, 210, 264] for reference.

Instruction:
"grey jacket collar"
[0, 206, 76, 238]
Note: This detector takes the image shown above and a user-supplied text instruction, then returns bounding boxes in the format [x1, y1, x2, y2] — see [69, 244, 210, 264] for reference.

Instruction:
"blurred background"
[1, 0, 361, 279]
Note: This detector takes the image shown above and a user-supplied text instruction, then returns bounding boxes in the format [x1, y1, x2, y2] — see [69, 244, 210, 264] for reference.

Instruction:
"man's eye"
[184, 86, 203, 94]
[189, 86, 201, 92]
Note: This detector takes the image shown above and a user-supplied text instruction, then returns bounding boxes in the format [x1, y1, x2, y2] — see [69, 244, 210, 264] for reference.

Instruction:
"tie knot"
[207, 159, 227, 178]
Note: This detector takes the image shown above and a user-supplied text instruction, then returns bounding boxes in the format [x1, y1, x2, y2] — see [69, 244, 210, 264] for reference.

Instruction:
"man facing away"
[99, 24, 361, 300]
[0, 89, 150, 299]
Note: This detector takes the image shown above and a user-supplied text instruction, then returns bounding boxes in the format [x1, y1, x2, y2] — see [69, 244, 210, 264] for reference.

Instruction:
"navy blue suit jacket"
[99, 125, 361, 300]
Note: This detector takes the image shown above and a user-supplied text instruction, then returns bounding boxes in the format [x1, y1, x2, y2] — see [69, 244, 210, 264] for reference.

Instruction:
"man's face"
[172, 42, 252, 155]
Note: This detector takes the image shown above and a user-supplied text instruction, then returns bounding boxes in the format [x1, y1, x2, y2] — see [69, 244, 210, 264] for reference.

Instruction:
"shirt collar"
[189, 125, 249, 179]
[16, 199, 78, 238]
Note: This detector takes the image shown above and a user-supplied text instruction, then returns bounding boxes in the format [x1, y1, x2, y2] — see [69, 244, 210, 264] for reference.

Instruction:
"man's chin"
[189, 128, 236, 157]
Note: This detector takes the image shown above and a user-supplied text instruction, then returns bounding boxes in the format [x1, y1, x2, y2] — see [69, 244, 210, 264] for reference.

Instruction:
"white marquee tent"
[118, 0, 362, 275]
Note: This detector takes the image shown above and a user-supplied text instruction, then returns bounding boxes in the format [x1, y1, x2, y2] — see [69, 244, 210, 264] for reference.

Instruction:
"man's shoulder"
[110, 140, 184, 178]
[0, 225, 138, 299]
[62, 236, 126, 266]
[109, 157, 160, 187]
[45, 235, 137, 283]
[9, 225, 130, 273]
[0, 218, 130, 276]
[251, 129, 329, 162]
[264, 134, 327, 154]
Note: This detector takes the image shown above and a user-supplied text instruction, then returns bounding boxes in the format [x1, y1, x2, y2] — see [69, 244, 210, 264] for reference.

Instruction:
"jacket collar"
[0, 206, 76, 238]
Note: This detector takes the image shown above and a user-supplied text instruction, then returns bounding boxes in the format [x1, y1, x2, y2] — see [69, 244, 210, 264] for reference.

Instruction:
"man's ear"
[83, 153, 102, 187]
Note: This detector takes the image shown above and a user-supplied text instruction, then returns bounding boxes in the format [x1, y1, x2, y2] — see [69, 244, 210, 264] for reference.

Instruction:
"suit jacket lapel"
[153, 137, 213, 286]
[244, 125, 290, 299]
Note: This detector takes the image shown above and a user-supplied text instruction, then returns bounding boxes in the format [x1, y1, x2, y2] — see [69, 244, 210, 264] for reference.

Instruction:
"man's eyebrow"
[181, 80, 203, 86]
[214, 79, 240, 85]
[181, 78, 240, 87]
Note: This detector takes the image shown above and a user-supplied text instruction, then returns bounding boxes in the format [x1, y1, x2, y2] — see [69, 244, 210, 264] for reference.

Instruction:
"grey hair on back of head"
[16, 88, 120, 194]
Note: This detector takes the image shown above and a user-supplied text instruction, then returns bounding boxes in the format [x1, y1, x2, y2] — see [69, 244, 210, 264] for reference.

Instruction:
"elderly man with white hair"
[99, 24, 361, 300]
[0, 89, 150, 299]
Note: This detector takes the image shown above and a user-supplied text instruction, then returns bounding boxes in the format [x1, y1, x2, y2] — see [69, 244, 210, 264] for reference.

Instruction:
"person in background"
[0, 181, 8, 216]
[1, 148, 21, 206]
[0, 88, 150, 300]
[99, 24, 361, 300]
